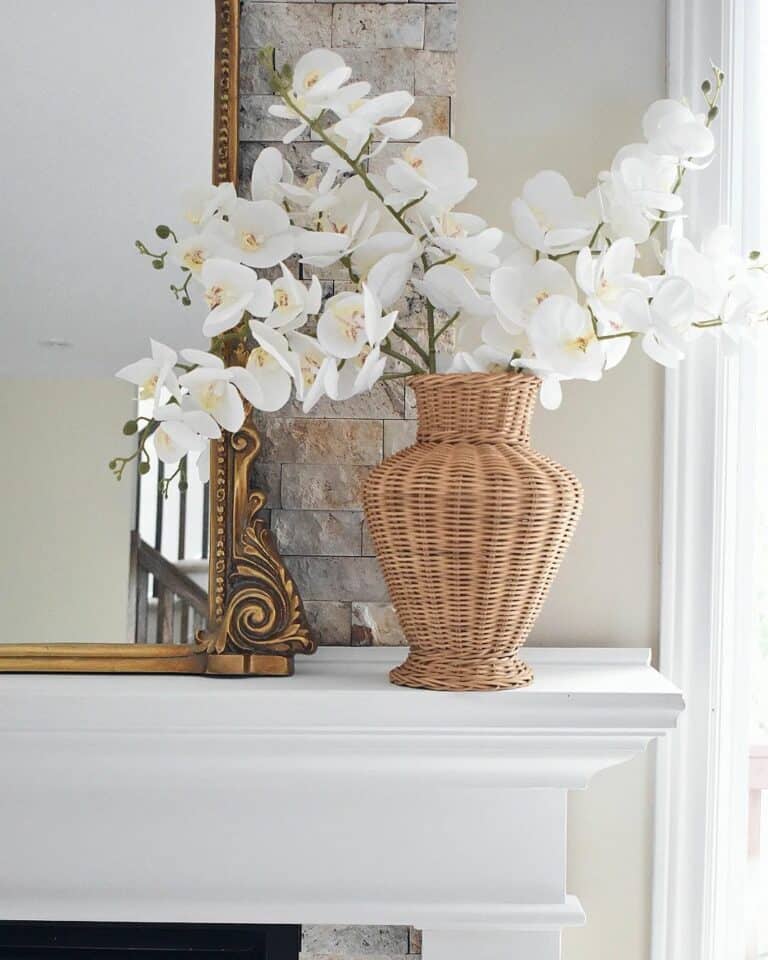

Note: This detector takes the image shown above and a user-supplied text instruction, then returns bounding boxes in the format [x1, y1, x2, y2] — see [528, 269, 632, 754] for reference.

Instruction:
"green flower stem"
[268, 62, 443, 369]
[425, 299, 437, 373]
[435, 309, 460, 341]
[392, 323, 430, 364]
[381, 341, 426, 374]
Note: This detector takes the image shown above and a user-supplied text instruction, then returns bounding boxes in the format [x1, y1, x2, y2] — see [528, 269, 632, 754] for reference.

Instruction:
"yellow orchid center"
[440, 214, 463, 239]
[274, 289, 292, 309]
[567, 333, 595, 354]
[240, 231, 263, 251]
[199, 380, 225, 413]
[248, 347, 274, 370]
[301, 353, 321, 388]
[139, 373, 159, 400]
[404, 148, 424, 170]
[205, 284, 226, 309]
[535, 290, 551, 305]
[335, 302, 365, 342]
[182, 247, 206, 272]
[155, 427, 174, 456]
[303, 70, 321, 90]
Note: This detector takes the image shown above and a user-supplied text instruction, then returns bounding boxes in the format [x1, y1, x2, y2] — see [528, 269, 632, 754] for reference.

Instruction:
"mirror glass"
[0, 0, 214, 646]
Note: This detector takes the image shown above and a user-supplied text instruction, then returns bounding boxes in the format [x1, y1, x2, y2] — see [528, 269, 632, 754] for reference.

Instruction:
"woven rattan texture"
[362, 373, 584, 691]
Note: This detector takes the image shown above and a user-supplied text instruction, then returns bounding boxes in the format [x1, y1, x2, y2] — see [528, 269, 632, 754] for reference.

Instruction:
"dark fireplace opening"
[0, 922, 301, 959]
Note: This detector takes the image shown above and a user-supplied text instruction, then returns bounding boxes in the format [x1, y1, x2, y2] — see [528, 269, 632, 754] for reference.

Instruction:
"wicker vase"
[362, 372, 583, 691]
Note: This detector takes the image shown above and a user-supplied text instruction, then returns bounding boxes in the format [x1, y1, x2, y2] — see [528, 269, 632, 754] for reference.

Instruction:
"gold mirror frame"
[0, 0, 314, 676]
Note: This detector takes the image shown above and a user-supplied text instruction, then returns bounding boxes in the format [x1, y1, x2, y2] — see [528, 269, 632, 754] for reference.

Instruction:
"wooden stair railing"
[127, 531, 208, 645]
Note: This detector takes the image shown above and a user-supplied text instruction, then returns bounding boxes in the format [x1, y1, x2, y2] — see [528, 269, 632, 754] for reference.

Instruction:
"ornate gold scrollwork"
[199, 412, 315, 674]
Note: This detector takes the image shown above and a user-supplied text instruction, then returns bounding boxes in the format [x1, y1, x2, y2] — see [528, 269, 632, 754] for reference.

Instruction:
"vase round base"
[389, 651, 534, 692]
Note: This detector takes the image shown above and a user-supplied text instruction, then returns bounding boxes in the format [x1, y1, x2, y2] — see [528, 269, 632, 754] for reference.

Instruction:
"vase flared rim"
[408, 371, 541, 388]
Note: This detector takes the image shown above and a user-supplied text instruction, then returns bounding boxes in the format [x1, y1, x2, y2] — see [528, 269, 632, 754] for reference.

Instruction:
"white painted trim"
[653, 2, 758, 958]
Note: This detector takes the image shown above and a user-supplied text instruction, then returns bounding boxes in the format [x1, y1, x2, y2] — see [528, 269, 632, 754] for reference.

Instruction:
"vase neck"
[412, 373, 539, 444]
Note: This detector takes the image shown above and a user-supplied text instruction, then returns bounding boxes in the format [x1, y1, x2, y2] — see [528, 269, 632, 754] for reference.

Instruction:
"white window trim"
[652, 2, 760, 959]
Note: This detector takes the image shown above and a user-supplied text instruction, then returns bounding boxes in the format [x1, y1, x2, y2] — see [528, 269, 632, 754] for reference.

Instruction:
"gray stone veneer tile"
[285, 557, 389, 601]
[383, 418, 418, 457]
[332, 4, 425, 49]
[240, 3, 332, 50]
[281, 463, 372, 509]
[351, 602, 406, 645]
[279, 382, 406, 420]
[256, 417, 383, 465]
[424, 3, 456, 51]
[271, 509, 364, 556]
[414, 49, 456, 95]
[302, 600, 353, 645]
[301, 925, 410, 956]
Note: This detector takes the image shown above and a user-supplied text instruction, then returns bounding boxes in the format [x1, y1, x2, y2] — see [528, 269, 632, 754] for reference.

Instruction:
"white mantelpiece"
[0, 647, 683, 960]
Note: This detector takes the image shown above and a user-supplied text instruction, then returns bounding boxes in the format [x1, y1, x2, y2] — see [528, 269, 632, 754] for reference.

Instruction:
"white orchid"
[594, 144, 682, 243]
[228, 198, 296, 268]
[317, 176, 383, 251]
[664, 226, 744, 322]
[316, 291, 368, 359]
[199, 258, 273, 337]
[116, 340, 181, 411]
[178, 353, 248, 432]
[268, 49, 366, 143]
[117, 47, 760, 486]
[491, 260, 577, 333]
[153, 405, 221, 467]
[526, 295, 604, 382]
[429, 213, 503, 290]
[247, 321, 299, 411]
[623, 276, 696, 367]
[285, 331, 333, 411]
[511, 171, 598, 256]
[169, 219, 232, 276]
[575, 237, 648, 367]
[643, 98, 714, 164]
[180, 182, 235, 226]
[416, 263, 494, 319]
[363, 283, 398, 345]
[385, 137, 477, 218]
[329, 90, 422, 157]
[250, 146, 294, 204]
[265, 263, 323, 330]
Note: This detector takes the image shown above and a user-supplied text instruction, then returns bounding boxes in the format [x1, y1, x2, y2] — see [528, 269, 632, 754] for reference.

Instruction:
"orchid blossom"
[115, 54, 765, 487]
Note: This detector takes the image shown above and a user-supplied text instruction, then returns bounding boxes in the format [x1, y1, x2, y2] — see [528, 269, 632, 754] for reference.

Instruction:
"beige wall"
[456, 2, 666, 958]
[0, 380, 136, 645]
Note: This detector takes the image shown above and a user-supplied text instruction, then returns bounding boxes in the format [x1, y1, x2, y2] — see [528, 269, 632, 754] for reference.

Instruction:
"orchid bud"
[179, 479, 189, 493]
[701, 79, 711, 94]
[122, 420, 138, 435]
[152, 259, 164, 270]
[155, 225, 171, 239]
[139, 462, 151, 476]
[750, 250, 761, 260]
[708, 106, 719, 122]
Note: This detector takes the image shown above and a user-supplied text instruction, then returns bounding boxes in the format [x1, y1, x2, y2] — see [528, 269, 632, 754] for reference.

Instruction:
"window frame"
[652, 2, 760, 959]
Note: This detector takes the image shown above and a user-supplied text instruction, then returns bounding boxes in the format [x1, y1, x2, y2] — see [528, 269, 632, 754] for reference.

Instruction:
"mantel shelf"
[0, 647, 684, 959]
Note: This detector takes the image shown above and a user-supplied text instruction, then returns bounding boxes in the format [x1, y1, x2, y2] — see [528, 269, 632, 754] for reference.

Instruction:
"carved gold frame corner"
[0, 0, 314, 676]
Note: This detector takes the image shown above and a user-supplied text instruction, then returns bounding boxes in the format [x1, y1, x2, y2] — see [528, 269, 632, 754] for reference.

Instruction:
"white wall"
[456, 2, 666, 959]
[0, 380, 136, 644]
[0, 0, 213, 378]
